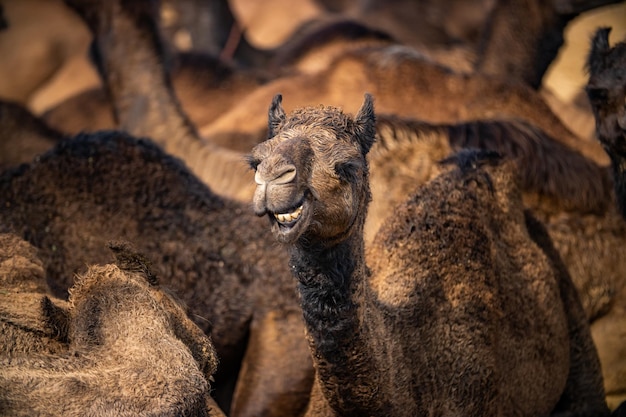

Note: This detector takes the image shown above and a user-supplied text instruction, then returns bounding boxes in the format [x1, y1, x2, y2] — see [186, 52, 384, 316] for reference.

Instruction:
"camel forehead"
[265, 124, 362, 164]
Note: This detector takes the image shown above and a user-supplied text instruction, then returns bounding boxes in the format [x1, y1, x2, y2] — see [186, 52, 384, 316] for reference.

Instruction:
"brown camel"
[0, 237, 224, 416]
[55, 0, 609, 208]
[198, 43, 607, 164]
[41, 0, 610, 165]
[0, 130, 313, 417]
[585, 26, 626, 410]
[367, 115, 624, 322]
[305, 0, 623, 88]
[249, 93, 609, 416]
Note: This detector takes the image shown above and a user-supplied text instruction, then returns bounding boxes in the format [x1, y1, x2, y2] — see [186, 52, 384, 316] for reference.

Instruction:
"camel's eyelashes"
[335, 160, 362, 183]
[246, 155, 261, 171]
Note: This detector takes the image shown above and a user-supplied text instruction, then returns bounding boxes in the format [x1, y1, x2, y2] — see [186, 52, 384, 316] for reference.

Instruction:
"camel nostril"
[273, 167, 296, 184]
[256, 164, 297, 186]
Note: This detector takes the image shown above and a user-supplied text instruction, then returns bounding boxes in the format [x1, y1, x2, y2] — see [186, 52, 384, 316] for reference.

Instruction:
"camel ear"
[268, 94, 286, 138]
[354, 93, 376, 155]
[587, 27, 611, 74]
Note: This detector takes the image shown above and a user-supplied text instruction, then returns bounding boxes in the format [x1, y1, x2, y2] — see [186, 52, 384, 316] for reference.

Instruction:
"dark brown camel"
[249, 93, 609, 416]
[367, 115, 624, 322]
[585, 26, 626, 411]
[0, 130, 313, 417]
[0, 237, 224, 416]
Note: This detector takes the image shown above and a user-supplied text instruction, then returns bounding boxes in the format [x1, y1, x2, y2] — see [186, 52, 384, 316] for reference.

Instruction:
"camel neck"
[91, 4, 201, 154]
[290, 228, 384, 414]
[90, 5, 257, 203]
[609, 151, 626, 220]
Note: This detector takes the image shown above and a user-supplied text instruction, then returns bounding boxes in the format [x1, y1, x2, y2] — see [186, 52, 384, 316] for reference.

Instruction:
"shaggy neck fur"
[289, 176, 386, 415]
[607, 150, 626, 219]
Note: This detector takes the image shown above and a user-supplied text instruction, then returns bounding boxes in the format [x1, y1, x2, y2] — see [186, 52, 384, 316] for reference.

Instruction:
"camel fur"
[0, 130, 313, 417]
[249, 93, 609, 416]
[585, 27, 626, 410]
[0, 231, 69, 357]
[0, 238, 224, 416]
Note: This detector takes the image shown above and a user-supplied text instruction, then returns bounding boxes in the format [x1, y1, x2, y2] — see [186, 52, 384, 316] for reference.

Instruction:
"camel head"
[586, 27, 626, 157]
[249, 94, 376, 244]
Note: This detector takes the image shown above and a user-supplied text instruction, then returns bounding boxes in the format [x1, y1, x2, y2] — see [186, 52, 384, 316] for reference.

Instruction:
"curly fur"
[251, 96, 609, 416]
[0, 237, 222, 416]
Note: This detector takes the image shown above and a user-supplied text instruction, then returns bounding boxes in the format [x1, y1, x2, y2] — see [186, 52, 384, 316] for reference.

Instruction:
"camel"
[55, 0, 609, 205]
[585, 27, 626, 410]
[67, 0, 626, 337]
[299, 0, 623, 88]
[0, 237, 224, 417]
[41, 0, 613, 165]
[0, 130, 313, 417]
[366, 115, 625, 322]
[249, 93, 609, 416]
[4, 2, 619, 413]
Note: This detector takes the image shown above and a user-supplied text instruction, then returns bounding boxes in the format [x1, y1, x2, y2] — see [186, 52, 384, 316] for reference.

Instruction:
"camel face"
[250, 94, 375, 244]
[586, 28, 626, 156]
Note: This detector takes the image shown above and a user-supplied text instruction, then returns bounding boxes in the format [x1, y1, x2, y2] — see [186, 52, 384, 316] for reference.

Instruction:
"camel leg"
[591, 285, 626, 411]
[526, 213, 610, 416]
[230, 311, 314, 417]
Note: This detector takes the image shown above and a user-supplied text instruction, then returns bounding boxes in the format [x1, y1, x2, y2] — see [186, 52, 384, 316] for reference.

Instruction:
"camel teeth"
[274, 205, 303, 223]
